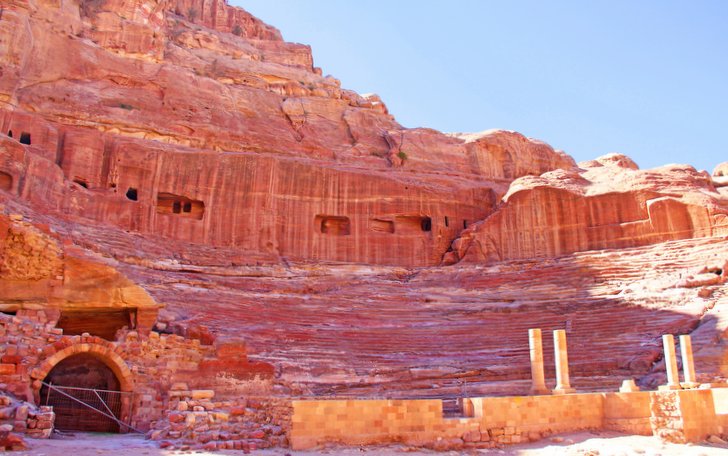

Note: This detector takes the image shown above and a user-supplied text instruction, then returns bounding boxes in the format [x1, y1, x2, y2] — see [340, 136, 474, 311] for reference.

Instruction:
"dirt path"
[16, 431, 728, 456]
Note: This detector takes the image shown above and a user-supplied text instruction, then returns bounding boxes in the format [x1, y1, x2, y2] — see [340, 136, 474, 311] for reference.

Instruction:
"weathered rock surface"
[714, 162, 728, 190]
[0, 212, 161, 332]
[449, 154, 728, 264]
[0, 0, 726, 423]
[2, 197, 727, 400]
[0, 0, 578, 267]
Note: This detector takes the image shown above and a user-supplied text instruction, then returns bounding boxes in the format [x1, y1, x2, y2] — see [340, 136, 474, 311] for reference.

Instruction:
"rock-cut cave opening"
[56, 309, 137, 341]
[125, 187, 138, 201]
[394, 215, 432, 234]
[156, 192, 205, 220]
[73, 178, 88, 189]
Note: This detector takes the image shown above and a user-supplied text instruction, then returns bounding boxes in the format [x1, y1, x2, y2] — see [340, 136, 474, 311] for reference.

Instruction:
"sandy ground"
[14, 431, 728, 456]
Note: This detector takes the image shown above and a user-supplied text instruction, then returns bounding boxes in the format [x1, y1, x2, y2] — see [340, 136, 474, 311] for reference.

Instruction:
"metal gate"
[41, 382, 139, 433]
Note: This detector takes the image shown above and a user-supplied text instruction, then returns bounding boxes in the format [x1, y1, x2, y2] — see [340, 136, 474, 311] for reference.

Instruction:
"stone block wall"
[0, 390, 54, 451]
[602, 392, 652, 435]
[0, 310, 281, 439]
[713, 388, 728, 434]
[477, 394, 604, 439]
[291, 393, 608, 450]
[292, 399, 465, 450]
[650, 389, 719, 443]
[149, 384, 291, 452]
[292, 389, 726, 450]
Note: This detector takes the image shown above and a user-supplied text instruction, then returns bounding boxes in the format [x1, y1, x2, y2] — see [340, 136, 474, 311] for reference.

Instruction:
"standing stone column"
[659, 334, 682, 390]
[679, 335, 698, 388]
[528, 329, 549, 395]
[552, 329, 576, 394]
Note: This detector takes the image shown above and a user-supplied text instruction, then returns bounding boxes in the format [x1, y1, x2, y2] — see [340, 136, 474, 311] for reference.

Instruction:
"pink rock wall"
[452, 157, 728, 264]
[0, 1, 575, 267]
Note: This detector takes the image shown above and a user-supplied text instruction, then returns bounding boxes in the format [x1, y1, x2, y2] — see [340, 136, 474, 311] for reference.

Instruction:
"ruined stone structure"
[0, 0, 727, 452]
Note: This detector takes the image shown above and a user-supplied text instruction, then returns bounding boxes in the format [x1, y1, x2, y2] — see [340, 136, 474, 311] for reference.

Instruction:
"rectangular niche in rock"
[370, 218, 395, 233]
[0, 171, 12, 191]
[57, 308, 137, 341]
[156, 192, 205, 220]
[395, 215, 432, 234]
[316, 215, 351, 236]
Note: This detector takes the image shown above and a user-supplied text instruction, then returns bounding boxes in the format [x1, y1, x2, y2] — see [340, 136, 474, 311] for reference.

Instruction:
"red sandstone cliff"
[0, 0, 576, 267]
[1, 1, 723, 268]
[0, 0, 727, 409]
[448, 154, 728, 264]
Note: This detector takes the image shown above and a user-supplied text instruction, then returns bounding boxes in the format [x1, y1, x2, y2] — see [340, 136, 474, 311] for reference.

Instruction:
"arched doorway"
[33, 344, 135, 433]
[40, 353, 125, 432]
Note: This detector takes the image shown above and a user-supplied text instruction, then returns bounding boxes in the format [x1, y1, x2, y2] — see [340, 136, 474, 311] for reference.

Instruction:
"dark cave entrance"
[39, 354, 124, 433]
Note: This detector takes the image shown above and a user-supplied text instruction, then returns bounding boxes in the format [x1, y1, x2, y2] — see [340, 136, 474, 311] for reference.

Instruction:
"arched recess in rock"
[30, 343, 135, 431]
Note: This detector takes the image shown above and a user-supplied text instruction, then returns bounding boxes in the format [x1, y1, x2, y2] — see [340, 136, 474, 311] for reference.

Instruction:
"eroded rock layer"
[0, 0, 579, 268]
[2, 197, 727, 400]
[0, 212, 161, 332]
[0, 0, 727, 413]
[449, 155, 728, 264]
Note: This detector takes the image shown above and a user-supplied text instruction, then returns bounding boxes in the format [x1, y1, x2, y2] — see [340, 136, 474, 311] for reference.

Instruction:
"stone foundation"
[291, 389, 725, 450]
[650, 389, 719, 443]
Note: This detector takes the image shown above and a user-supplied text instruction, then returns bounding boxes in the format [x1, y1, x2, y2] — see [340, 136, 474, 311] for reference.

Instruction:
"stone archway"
[31, 343, 135, 432]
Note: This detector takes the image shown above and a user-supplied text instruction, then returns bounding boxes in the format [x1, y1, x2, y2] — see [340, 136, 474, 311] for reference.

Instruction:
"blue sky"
[236, 1, 727, 173]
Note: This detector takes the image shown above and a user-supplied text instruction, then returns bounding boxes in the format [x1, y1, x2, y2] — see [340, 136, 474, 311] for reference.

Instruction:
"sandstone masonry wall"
[291, 389, 724, 451]
[0, 311, 281, 438]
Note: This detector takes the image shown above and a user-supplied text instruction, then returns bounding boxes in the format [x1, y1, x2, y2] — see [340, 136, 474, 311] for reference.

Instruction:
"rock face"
[4, 199, 726, 401]
[714, 161, 728, 190]
[449, 154, 728, 264]
[0, 213, 161, 332]
[0, 1, 728, 451]
[0, 2, 722, 268]
[0, 0, 575, 267]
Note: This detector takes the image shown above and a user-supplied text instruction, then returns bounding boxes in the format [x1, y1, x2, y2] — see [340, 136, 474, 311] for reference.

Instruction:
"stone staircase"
[5, 198, 727, 401]
[136, 237, 728, 399]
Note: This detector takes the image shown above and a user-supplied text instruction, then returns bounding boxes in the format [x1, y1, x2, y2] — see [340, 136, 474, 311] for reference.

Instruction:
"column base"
[529, 387, 550, 396]
[551, 387, 576, 395]
[619, 379, 640, 393]
[699, 383, 725, 389]
[680, 382, 700, 390]
[658, 384, 682, 391]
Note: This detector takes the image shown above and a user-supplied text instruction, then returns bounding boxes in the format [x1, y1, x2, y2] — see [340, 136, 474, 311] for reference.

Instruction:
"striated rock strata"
[0, 0, 574, 267]
[449, 154, 728, 264]
[0, 212, 161, 332]
[0, 0, 727, 451]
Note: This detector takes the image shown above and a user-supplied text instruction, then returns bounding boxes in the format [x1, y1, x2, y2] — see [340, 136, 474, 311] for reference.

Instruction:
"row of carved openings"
[6, 130, 31, 145]
[317, 215, 443, 236]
